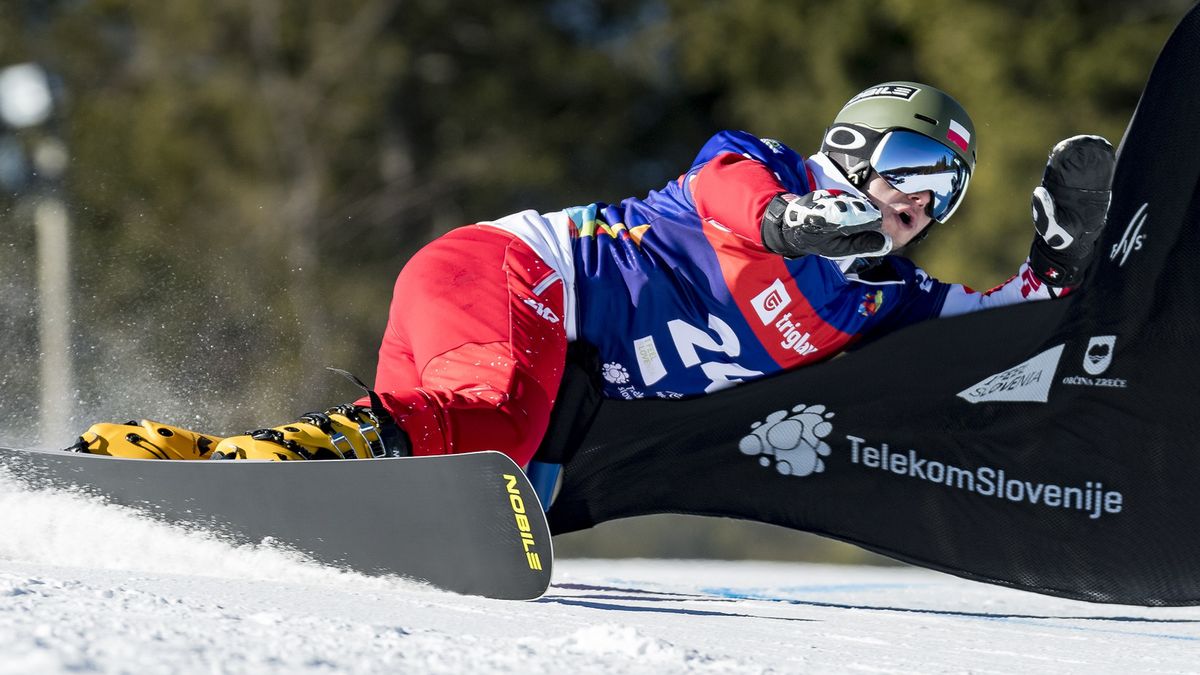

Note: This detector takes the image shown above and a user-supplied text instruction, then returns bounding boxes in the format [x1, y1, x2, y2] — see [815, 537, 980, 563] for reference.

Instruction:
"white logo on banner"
[1083, 336, 1116, 375]
[845, 434, 1125, 520]
[739, 404, 834, 477]
[750, 278, 791, 325]
[957, 345, 1065, 404]
[1110, 202, 1147, 267]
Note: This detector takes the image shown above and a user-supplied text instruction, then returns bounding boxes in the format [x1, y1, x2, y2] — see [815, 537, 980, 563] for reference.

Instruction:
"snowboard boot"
[211, 404, 411, 461]
[68, 420, 223, 460]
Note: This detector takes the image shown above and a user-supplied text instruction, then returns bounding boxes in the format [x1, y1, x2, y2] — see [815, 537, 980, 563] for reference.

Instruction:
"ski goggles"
[869, 130, 971, 223]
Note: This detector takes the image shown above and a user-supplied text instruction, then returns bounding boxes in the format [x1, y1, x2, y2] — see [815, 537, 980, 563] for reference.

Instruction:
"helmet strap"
[824, 152, 872, 188]
[820, 123, 884, 189]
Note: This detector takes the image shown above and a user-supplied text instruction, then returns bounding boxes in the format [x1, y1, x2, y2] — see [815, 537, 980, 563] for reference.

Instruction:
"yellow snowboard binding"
[211, 405, 407, 461]
[68, 420, 223, 460]
[68, 370, 410, 462]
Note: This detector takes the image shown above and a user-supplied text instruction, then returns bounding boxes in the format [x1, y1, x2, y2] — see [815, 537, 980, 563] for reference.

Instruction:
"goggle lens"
[869, 130, 971, 223]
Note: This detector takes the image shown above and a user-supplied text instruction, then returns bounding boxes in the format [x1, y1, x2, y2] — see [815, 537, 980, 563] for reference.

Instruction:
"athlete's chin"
[881, 222, 914, 248]
[882, 216, 931, 249]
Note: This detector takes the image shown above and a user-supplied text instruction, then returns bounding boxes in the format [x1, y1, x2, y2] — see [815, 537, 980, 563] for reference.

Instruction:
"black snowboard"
[0, 447, 552, 600]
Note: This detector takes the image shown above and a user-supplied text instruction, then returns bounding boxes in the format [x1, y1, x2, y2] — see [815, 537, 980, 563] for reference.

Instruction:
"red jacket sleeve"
[690, 151, 788, 248]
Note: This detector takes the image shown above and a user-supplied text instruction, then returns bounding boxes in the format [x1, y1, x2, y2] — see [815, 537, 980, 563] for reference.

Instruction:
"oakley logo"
[823, 125, 868, 152]
[1110, 202, 1147, 267]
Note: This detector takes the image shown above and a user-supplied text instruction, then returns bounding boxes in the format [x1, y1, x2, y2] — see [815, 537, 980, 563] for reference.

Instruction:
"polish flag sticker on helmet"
[946, 119, 971, 153]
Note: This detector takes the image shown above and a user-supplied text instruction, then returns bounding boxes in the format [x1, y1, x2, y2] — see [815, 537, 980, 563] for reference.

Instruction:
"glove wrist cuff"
[1030, 238, 1089, 286]
[761, 192, 801, 257]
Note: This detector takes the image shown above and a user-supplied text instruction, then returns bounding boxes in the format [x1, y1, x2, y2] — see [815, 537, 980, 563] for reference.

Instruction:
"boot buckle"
[357, 424, 386, 458]
[330, 431, 357, 459]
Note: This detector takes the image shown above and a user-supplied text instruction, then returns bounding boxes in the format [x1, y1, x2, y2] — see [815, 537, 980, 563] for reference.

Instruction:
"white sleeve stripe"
[938, 260, 1059, 319]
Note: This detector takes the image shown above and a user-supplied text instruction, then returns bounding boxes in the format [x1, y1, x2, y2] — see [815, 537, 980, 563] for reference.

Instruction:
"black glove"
[1029, 135, 1116, 286]
[761, 190, 892, 260]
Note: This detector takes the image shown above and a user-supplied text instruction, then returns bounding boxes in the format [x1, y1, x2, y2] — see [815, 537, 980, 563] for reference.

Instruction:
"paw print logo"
[602, 362, 631, 385]
[738, 404, 834, 477]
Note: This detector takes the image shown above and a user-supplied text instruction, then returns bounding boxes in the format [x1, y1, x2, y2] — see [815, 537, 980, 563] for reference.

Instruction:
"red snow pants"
[361, 225, 568, 467]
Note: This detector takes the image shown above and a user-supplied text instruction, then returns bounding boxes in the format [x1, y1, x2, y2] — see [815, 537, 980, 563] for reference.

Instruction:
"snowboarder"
[71, 81, 1116, 465]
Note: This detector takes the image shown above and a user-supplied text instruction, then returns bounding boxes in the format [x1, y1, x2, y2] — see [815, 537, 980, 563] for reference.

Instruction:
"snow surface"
[1, 473, 1198, 674]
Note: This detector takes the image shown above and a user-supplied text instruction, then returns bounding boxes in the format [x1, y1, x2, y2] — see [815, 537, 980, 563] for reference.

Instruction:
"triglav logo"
[957, 345, 1065, 404]
[751, 279, 818, 358]
[751, 279, 791, 325]
[1083, 336, 1116, 375]
[738, 404, 834, 477]
[1110, 202, 1147, 267]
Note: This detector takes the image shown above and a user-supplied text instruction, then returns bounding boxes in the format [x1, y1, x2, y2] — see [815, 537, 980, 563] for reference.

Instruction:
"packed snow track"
[0, 475, 1196, 673]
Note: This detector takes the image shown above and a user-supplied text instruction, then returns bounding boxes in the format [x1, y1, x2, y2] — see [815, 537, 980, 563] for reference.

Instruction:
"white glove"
[762, 190, 892, 260]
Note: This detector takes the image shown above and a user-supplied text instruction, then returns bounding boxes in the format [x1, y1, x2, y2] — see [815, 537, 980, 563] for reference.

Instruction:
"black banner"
[544, 3, 1200, 606]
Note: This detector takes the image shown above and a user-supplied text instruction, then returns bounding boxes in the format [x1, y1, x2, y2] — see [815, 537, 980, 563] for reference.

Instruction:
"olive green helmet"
[821, 81, 976, 224]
